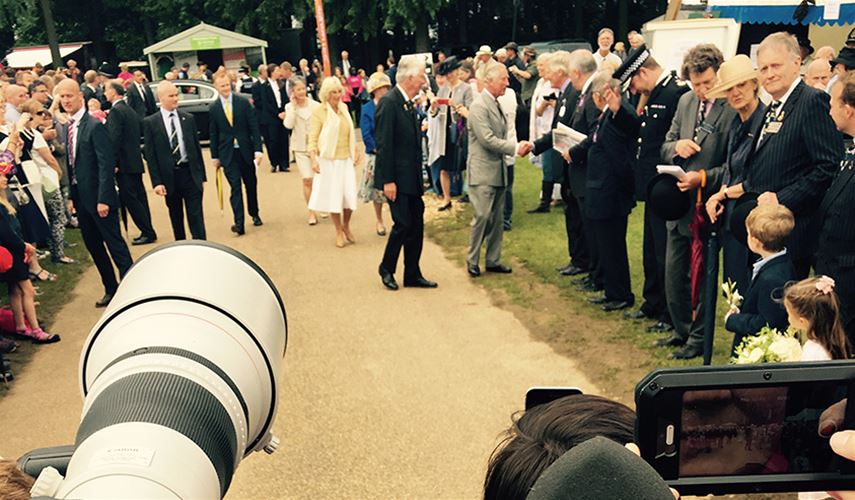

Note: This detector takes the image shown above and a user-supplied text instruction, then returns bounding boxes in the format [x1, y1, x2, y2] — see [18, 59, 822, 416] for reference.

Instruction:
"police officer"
[613, 45, 689, 332]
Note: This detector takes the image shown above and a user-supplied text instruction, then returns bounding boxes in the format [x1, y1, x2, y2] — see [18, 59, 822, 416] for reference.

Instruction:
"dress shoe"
[655, 335, 685, 347]
[560, 265, 587, 276]
[588, 295, 608, 305]
[131, 235, 156, 246]
[576, 282, 603, 292]
[624, 310, 650, 320]
[467, 263, 481, 277]
[231, 225, 245, 236]
[438, 202, 452, 212]
[280, 166, 290, 172]
[486, 264, 512, 274]
[503, 222, 512, 231]
[95, 293, 114, 308]
[603, 300, 633, 312]
[572, 275, 592, 286]
[253, 216, 263, 227]
[459, 194, 470, 203]
[672, 344, 704, 360]
[404, 277, 438, 288]
[378, 266, 398, 291]
[527, 204, 550, 214]
[646, 321, 675, 333]
[555, 263, 573, 273]
[271, 166, 277, 173]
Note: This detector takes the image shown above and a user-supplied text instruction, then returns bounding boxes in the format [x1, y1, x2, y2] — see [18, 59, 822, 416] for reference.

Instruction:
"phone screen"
[678, 382, 852, 477]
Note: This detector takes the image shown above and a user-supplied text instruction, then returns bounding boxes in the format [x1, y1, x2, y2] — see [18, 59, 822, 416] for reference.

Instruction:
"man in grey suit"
[658, 44, 735, 359]
[466, 62, 532, 277]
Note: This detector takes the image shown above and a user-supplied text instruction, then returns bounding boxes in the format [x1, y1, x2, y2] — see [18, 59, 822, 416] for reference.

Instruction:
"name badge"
[765, 121, 783, 134]
[559, 106, 566, 118]
[699, 122, 717, 135]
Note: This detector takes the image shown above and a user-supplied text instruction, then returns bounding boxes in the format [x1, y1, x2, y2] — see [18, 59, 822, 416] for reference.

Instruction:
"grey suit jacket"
[467, 90, 516, 187]
[661, 92, 736, 233]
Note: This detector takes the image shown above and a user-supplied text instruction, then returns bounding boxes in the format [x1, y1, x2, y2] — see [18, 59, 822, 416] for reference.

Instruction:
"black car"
[147, 79, 218, 141]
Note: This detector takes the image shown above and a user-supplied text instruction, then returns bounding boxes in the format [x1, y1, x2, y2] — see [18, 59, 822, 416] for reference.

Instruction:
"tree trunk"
[143, 17, 156, 47]
[415, 19, 430, 53]
[618, 0, 628, 42]
[458, 0, 468, 45]
[38, 0, 62, 68]
[87, 0, 107, 65]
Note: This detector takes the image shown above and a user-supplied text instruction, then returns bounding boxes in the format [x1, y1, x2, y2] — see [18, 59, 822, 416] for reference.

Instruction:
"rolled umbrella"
[216, 167, 224, 214]
[688, 189, 707, 312]
[702, 224, 721, 366]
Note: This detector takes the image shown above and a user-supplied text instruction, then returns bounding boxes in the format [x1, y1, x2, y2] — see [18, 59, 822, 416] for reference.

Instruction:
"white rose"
[769, 336, 802, 362]
[748, 347, 765, 363]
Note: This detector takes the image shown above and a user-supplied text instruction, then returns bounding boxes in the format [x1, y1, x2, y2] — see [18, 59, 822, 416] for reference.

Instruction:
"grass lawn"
[0, 227, 90, 393]
[426, 157, 740, 403]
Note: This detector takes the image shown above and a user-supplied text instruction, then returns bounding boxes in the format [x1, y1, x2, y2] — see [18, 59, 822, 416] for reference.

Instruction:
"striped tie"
[169, 112, 182, 164]
[757, 100, 781, 146]
[67, 118, 77, 185]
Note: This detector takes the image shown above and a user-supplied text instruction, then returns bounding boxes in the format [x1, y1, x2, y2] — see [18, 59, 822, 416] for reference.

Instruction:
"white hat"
[476, 45, 493, 57]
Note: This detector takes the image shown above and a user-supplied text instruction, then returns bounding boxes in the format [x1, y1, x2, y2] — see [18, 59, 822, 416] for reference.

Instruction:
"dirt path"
[0, 151, 595, 499]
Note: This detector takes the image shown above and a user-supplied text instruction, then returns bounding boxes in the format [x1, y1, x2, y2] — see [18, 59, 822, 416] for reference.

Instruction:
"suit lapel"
[75, 112, 91, 158]
[756, 82, 803, 153]
[820, 160, 855, 214]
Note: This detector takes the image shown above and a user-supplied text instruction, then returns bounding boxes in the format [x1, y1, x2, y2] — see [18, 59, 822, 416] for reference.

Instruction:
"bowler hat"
[706, 54, 759, 99]
[848, 27, 855, 46]
[797, 35, 815, 56]
[646, 173, 691, 221]
[832, 47, 855, 70]
[728, 192, 760, 248]
[613, 44, 650, 92]
[437, 56, 462, 76]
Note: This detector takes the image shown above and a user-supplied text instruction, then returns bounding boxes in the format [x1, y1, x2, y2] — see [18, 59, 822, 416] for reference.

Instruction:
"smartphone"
[434, 98, 450, 106]
[525, 386, 583, 411]
[543, 94, 558, 101]
[635, 362, 855, 496]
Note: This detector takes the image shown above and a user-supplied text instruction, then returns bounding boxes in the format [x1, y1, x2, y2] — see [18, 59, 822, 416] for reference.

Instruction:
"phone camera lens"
[648, 382, 658, 391]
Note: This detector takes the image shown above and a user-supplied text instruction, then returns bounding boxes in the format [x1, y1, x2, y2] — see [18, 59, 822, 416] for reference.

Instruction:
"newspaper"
[656, 164, 688, 181]
[552, 122, 587, 154]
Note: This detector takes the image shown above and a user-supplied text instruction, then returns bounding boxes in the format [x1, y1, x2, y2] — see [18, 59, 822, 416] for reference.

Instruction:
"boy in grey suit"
[466, 63, 531, 277]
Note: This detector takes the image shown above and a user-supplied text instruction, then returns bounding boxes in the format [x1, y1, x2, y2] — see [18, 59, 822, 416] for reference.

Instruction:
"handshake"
[516, 140, 533, 157]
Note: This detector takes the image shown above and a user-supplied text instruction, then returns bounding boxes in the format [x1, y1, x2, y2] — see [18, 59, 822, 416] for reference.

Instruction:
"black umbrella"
[702, 224, 720, 365]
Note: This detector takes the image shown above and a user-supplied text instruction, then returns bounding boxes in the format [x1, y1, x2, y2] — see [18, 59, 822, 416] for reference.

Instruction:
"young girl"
[784, 275, 850, 361]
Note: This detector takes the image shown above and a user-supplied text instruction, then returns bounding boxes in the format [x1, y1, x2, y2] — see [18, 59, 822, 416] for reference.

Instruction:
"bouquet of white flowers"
[732, 326, 803, 364]
[721, 278, 743, 310]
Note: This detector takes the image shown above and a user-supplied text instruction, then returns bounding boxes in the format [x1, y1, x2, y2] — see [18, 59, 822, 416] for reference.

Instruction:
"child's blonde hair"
[745, 203, 794, 252]
[784, 276, 850, 360]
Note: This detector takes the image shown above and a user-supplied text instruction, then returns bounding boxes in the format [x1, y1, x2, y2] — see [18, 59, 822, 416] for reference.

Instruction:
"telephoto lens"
[31, 241, 287, 499]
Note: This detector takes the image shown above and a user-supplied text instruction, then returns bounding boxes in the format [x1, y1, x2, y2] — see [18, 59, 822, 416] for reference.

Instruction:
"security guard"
[613, 45, 689, 332]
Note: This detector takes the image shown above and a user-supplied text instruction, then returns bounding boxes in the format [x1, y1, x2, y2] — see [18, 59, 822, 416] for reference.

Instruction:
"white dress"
[307, 107, 358, 214]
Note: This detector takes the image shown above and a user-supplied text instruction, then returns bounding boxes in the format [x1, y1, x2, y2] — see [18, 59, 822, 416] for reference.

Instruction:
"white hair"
[547, 50, 572, 76]
[758, 32, 801, 61]
[483, 61, 508, 83]
[396, 55, 425, 81]
[570, 49, 597, 75]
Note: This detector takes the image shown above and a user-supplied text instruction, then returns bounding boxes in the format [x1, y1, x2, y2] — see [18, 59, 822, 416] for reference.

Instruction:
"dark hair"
[640, 55, 661, 71]
[838, 71, 855, 108]
[267, 63, 279, 76]
[785, 277, 851, 359]
[109, 81, 126, 96]
[483, 394, 635, 500]
[681, 44, 725, 81]
[27, 81, 47, 94]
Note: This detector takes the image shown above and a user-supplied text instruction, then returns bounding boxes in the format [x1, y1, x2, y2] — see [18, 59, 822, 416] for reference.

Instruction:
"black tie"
[170, 112, 182, 164]
[496, 99, 506, 123]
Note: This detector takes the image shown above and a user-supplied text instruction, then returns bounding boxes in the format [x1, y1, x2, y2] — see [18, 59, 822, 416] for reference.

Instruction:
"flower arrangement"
[732, 325, 803, 364]
[722, 278, 743, 310]
[0, 151, 15, 176]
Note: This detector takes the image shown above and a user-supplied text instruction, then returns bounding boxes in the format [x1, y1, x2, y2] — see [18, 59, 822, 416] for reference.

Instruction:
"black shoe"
[253, 216, 263, 227]
[556, 263, 573, 273]
[603, 300, 633, 312]
[95, 293, 114, 308]
[467, 263, 481, 277]
[503, 222, 512, 231]
[438, 202, 452, 212]
[655, 335, 685, 347]
[560, 265, 587, 276]
[576, 282, 603, 292]
[378, 266, 398, 291]
[572, 275, 592, 286]
[486, 264, 512, 274]
[271, 166, 277, 173]
[131, 235, 156, 246]
[624, 310, 650, 320]
[231, 225, 245, 236]
[646, 321, 675, 333]
[404, 277, 438, 288]
[588, 295, 608, 305]
[459, 194, 470, 203]
[280, 167, 290, 172]
[527, 204, 550, 213]
[672, 345, 703, 360]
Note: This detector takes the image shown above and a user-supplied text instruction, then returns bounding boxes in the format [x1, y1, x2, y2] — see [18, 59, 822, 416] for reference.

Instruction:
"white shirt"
[396, 84, 411, 102]
[271, 81, 282, 108]
[581, 72, 596, 95]
[593, 50, 622, 70]
[498, 88, 518, 166]
[342, 59, 352, 76]
[135, 82, 147, 101]
[769, 76, 801, 116]
[752, 249, 787, 280]
[159, 107, 188, 162]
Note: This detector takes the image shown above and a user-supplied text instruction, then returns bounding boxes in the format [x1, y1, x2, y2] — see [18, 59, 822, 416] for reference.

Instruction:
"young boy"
[725, 203, 797, 354]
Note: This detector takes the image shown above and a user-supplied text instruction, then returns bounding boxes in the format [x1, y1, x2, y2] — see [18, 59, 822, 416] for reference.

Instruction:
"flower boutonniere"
[403, 102, 411, 112]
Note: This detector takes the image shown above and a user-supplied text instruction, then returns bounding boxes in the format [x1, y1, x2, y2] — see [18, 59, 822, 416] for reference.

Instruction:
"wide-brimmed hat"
[646, 173, 691, 221]
[475, 45, 493, 57]
[797, 35, 815, 55]
[705, 54, 758, 100]
[848, 27, 855, 46]
[505, 41, 520, 52]
[437, 56, 462, 76]
[832, 47, 855, 69]
[728, 192, 760, 248]
[367, 72, 392, 94]
[613, 44, 650, 92]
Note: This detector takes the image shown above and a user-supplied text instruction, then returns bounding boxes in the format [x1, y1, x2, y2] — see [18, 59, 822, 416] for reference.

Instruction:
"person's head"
[590, 69, 619, 109]
[375, 63, 385, 73]
[629, 32, 644, 49]
[436, 50, 446, 63]
[318, 75, 344, 106]
[0, 458, 34, 500]
[133, 69, 146, 84]
[357, 68, 366, 78]
[706, 54, 760, 116]
[545, 50, 571, 88]
[87, 97, 102, 111]
[333, 66, 343, 78]
[396, 54, 428, 98]
[349, 67, 357, 76]
[597, 28, 615, 54]
[341, 50, 349, 60]
[757, 32, 802, 100]
[784, 276, 850, 359]
[28, 81, 49, 104]
[213, 72, 232, 98]
[568, 49, 597, 91]
[522, 47, 537, 64]
[816, 45, 836, 61]
[257, 64, 268, 80]
[103, 80, 125, 102]
[505, 42, 519, 59]
[831, 72, 855, 136]
[614, 41, 626, 53]
[299, 58, 309, 70]
[84, 69, 97, 85]
[56, 78, 83, 114]
[483, 394, 635, 500]
[805, 58, 832, 90]
[164, 71, 177, 80]
[157, 81, 179, 111]
[744, 203, 794, 256]
[39, 74, 54, 92]
[289, 76, 308, 102]
[629, 56, 663, 95]
[119, 63, 129, 73]
[16, 70, 34, 87]
[182, 62, 190, 71]
[281, 62, 293, 78]
[535, 52, 552, 78]
[198, 62, 208, 72]
[482, 61, 510, 97]
[4, 84, 28, 108]
[681, 44, 724, 101]
[20, 98, 50, 127]
[459, 60, 475, 82]
[268, 63, 282, 80]
[67, 59, 77, 69]
[495, 48, 508, 64]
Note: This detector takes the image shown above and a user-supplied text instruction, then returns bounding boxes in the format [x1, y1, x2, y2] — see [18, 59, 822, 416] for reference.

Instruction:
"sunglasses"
[33, 111, 48, 117]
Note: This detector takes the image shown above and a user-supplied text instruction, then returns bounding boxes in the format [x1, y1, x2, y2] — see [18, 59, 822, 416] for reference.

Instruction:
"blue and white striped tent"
[707, 0, 855, 25]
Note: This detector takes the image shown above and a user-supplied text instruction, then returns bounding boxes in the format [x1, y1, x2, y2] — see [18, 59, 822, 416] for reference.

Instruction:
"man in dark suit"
[658, 44, 735, 359]
[104, 81, 157, 245]
[209, 72, 263, 235]
[143, 81, 207, 241]
[56, 78, 133, 308]
[749, 32, 842, 278]
[375, 55, 437, 291]
[258, 63, 290, 173]
[614, 46, 689, 331]
[126, 70, 157, 119]
[585, 72, 639, 313]
[531, 50, 590, 278]
[816, 72, 855, 345]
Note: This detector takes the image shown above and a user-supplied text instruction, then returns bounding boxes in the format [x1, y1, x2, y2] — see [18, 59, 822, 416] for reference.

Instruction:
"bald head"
[157, 81, 180, 111]
[55, 78, 83, 114]
[4, 85, 28, 107]
[805, 58, 832, 90]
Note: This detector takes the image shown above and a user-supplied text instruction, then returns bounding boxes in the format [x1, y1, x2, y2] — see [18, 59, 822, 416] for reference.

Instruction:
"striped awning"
[707, 0, 855, 25]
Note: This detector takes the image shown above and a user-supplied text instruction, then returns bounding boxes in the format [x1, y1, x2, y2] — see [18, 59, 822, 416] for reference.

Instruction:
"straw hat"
[366, 72, 391, 94]
[705, 54, 758, 100]
[475, 45, 493, 57]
